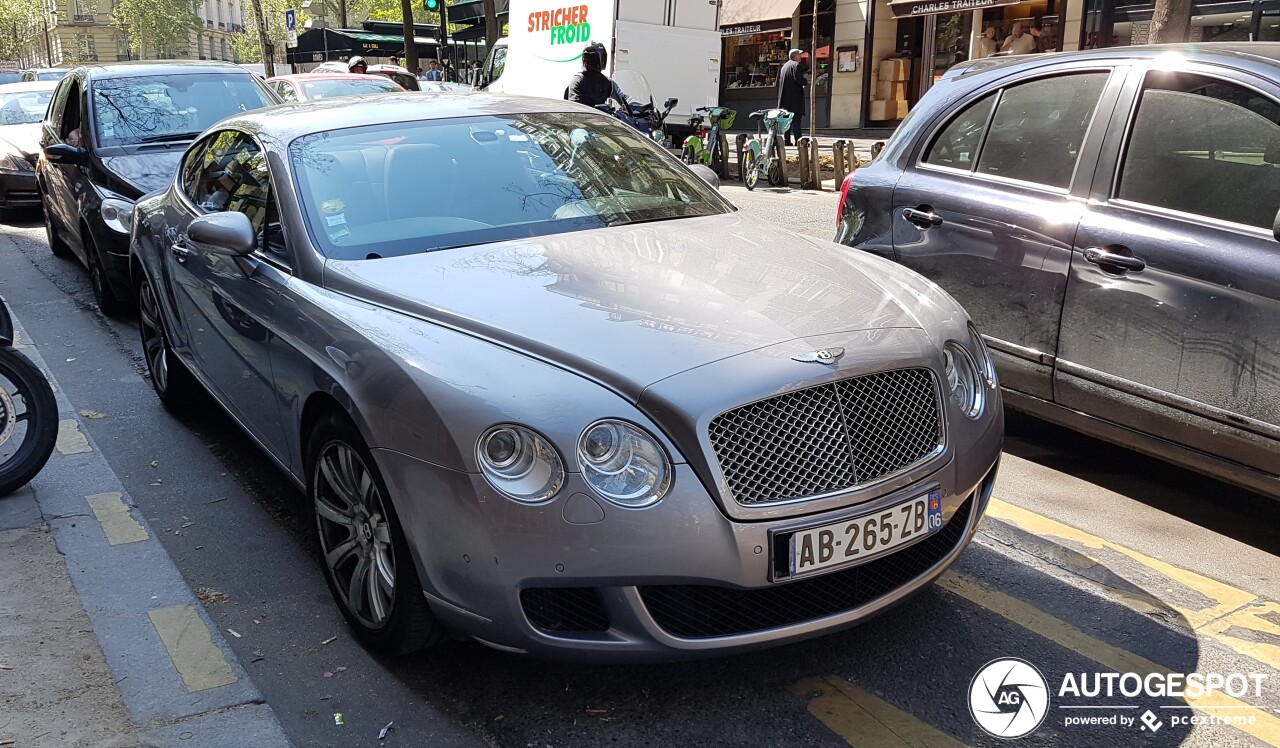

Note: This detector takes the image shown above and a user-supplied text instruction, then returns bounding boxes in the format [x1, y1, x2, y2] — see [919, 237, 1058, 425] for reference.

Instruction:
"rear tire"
[743, 152, 759, 191]
[137, 275, 198, 411]
[308, 412, 443, 655]
[0, 347, 57, 497]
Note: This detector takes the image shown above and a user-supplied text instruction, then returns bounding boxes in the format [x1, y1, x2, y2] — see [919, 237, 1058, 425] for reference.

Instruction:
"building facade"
[720, 0, 1280, 130]
[20, 0, 246, 68]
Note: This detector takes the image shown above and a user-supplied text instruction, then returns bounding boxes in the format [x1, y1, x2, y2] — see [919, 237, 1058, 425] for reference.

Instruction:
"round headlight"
[476, 424, 565, 503]
[970, 326, 997, 389]
[100, 197, 134, 235]
[577, 420, 671, 507]
[943, 341, 983, 419]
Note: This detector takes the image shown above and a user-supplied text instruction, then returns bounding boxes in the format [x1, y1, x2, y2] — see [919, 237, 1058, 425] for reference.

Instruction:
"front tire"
[85, 230, 126, 316]
[308, 412, 442, 654]
[0, 347, 57, 497]
[138, 276, 198, 410]
[43, 205, 71, 259]
[743, 151, 759, 191]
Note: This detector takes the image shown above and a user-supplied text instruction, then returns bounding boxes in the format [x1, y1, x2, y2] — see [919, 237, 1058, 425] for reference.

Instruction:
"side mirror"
[664, 97, 677, 110]
[187, 212, 256, 257]
[688, 164, 720, 190]
[44, 143, 85, 165]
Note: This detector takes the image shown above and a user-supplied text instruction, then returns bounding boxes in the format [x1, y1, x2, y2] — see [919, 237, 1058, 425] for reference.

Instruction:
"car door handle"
[1083, 246, 1145, 273]
[171, 241, 193, 262]
[903, 207, 943, 228]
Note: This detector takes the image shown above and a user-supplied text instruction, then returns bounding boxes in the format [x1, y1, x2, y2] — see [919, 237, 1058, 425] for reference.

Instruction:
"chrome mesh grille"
[708, 368, 942, 506]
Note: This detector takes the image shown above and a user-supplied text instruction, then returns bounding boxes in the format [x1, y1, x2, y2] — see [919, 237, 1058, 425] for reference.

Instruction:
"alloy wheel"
[138, 281, 168, 394]
[314, 440, 396, 629]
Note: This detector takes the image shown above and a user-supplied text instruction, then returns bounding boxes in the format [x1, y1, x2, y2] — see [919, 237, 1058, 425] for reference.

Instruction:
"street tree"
[0, 0, 44, 64]
[1149, 0, 1192, 43]
[482, 0, 497, 57]
[232, 0, 307, 68]
[398, 0, 417, 73]
[112, 0, 201, 59]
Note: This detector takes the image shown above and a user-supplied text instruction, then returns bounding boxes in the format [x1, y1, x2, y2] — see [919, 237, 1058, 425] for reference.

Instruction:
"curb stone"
[7, 310, 293, 747]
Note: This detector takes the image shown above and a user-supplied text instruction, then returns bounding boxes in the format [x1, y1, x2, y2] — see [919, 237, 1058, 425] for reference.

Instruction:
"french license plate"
[787, 489, 943, 577]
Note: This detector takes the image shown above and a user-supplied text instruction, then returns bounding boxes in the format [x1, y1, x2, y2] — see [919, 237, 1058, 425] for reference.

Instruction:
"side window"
[924, 93, 996, 171]
[976, 73, 1108, 189]
[184, 130, 289, 262]
[59, 81, 83, 146]
[1117, 72, 1280, 229]
[272, 81, 298, 102]
[489, 45, 507, 84]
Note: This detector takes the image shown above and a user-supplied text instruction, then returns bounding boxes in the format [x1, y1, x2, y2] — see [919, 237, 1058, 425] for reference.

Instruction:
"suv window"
[487, 45, 506, 85]
[976, 73, 1108, 189]
[924, 93, 996, 170]
[1117, 72, 1280, 229]
[60, 80, 83, 146]
[271, 80, 298, 102]
[183, 130, 287, 262]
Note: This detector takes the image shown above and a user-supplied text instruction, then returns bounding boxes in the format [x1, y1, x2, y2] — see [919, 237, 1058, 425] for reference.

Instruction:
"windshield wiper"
[136, 131, 202, 145]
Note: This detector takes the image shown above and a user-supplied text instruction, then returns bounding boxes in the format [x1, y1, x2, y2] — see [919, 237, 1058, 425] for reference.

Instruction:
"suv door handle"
[903, 207, 943, 228]
[171, 240, 193, 262]
[1083, 246, 1145, 273]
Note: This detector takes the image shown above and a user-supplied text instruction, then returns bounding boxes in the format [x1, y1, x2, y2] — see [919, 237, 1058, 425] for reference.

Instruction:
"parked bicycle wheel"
[0, 346, 57, 497]
[743, 151, 759, 191]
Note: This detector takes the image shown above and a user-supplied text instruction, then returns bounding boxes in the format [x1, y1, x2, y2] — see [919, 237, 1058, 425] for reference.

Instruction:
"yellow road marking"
[84, 492, 148, 546]
[148, 605, 237, 693]
[790, 676, 969, 747]
[55, 419, 91, 455]
[940, 572, 1280, 746]
[985, 498, 1280, 677]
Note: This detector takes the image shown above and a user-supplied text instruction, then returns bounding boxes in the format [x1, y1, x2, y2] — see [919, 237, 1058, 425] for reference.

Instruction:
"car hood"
[323, 212, 928, 400]
[99, 151, 184, 198]
[0, 124, 40, 158]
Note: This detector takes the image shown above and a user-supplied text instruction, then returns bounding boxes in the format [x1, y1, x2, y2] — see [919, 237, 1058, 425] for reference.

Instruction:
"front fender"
[743, 139, 763, 159]
[0, 297, 13, 346]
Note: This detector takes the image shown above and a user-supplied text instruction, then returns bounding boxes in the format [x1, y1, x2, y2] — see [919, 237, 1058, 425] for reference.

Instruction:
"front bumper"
[375, 439, 1001, 661]
[0, 172, 40, 208]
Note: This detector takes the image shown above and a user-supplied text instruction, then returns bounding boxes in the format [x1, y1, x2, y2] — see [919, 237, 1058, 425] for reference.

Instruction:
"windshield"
[0, 73, 20, 85]
[91, 73, 275, 147]
[36, 70, 67, 81]
[613, 70, 653, 106]
[301, 77, 401, 99]
[0, 90, 53, 125]
[291, 112, 730, 260]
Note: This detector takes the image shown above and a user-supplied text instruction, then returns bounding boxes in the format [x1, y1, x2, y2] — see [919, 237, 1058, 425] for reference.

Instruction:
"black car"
[0, 82, 57, 211]
[836, 42, 1280, 500]
[38, 62, 277, 313]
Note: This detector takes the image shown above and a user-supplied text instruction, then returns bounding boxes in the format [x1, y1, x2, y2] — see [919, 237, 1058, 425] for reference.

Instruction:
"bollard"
[796, 137, 814, 189]
[833, 139, 849, 186]
[734, 133, 748, 181]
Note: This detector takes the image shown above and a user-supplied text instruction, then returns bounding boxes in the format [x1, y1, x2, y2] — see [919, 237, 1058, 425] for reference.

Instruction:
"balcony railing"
[206, 19, 213, 26]
[72, 13, 94, 22]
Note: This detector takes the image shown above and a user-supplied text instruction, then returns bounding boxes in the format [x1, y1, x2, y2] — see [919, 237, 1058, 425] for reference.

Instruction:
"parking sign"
[285, 9, 298, 48]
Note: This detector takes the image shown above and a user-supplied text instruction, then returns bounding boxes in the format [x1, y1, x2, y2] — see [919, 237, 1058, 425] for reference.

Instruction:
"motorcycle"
[594, 71, 679, 146]
[0, 296, 57, 497]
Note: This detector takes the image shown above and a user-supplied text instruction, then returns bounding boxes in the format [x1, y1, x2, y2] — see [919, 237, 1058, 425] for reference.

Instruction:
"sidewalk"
[0, 317, 292, 748]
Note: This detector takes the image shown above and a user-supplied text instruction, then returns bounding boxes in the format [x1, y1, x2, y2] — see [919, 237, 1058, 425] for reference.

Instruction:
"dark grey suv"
[836, 43, 1280, 499]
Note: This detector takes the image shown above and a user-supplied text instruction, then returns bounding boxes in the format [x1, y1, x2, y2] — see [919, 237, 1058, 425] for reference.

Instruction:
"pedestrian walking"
[425, 61, 443, 81]
[472, 61, 484, 86]
[776, 49, 806, 146]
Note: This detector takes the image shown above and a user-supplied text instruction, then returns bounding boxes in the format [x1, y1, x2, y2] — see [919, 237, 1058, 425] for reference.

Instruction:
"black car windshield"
[290, 112, 731, 260]
[91, 73, 274, 147]
[301, 77, 401, 99]
[0, 90, 53, 125]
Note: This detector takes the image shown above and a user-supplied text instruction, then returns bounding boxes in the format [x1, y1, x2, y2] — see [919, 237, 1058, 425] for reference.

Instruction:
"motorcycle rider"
[565, 42, 640, 113]
[347, 55, 368, 75]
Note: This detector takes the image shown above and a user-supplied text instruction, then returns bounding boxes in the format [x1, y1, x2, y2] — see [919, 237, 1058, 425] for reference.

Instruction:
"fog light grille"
[520, 587, 609, 633]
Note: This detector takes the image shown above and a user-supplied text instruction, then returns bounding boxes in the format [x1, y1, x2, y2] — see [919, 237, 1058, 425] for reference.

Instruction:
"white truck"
[481, 0, 721, 127]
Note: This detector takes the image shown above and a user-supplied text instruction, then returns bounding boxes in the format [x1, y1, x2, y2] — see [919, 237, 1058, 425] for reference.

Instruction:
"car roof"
[268, 73, 396, 82]
[223, 92, 594, 143]
[71, 60, 256, 80]
[944, 42, 1280, 81]
[0, 80, 59, 93]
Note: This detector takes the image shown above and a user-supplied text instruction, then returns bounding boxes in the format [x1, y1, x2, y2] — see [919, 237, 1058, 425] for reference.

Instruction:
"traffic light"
[424, 0, 438, 9]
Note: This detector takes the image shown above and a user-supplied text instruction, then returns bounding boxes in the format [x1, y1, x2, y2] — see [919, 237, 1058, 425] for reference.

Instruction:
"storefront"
[718, 0, 837, 129]
[1079, 0, 1280, 47]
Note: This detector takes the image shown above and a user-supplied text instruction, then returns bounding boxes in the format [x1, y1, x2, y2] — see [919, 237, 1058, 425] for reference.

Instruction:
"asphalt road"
[3, 195, 1280, 748]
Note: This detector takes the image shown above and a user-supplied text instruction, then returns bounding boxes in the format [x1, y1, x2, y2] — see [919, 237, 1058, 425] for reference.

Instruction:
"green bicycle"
[680, 106, 736, 179]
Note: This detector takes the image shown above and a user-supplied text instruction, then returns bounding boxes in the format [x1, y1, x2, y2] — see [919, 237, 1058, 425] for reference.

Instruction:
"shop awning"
[720, 0, 800, 30]
[888, 0, 1021, 18]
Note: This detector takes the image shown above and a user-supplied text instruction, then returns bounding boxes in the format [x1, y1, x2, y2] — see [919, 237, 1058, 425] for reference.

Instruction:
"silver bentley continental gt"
[128, 94, 1003, 660]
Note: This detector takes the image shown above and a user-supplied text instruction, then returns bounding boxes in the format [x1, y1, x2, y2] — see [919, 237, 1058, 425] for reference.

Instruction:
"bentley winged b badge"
[792, 347, 845, 365]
